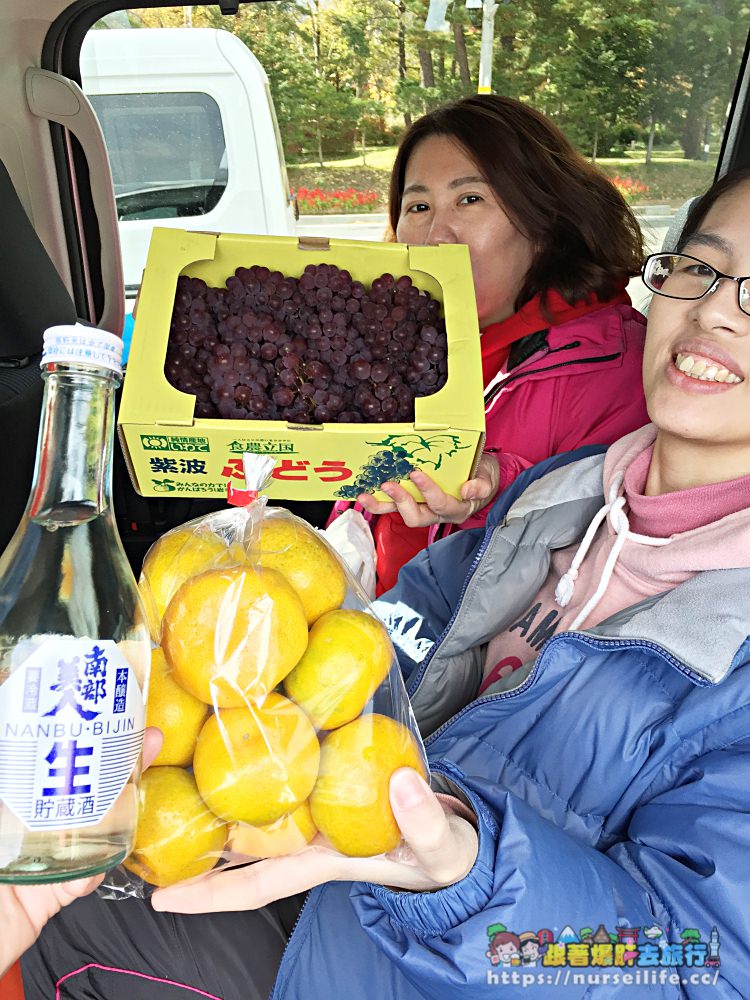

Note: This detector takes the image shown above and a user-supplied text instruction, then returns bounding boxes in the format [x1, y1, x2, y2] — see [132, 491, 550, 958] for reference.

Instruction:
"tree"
[556, 6, 652, 160]
[452, 15, 473, 89]
[671, 0, 750, 159]
[639, 16, 685, 164]
[124, 0, 748, 167]
[681, 928, 702, 944]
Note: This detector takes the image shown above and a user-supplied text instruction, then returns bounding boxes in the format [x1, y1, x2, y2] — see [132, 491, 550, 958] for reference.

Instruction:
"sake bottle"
[0, 325, 150, 883]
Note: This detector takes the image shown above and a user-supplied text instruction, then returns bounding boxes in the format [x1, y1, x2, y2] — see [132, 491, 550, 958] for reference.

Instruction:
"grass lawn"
[287, 146, 395, 214]
[287, 145, 718, 213]
[288, 146, 398, 170]
[596, 152, 717, 206]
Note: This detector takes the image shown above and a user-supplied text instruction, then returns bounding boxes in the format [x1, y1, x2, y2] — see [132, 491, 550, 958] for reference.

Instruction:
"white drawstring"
[554, 472, 672, 631]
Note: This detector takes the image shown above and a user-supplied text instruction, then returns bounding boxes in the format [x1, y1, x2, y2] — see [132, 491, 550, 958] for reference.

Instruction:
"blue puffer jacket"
[271, 447, 750, 999]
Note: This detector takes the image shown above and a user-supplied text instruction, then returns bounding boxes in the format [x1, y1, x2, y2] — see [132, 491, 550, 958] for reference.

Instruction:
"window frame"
[41, 0, 263, 322]
[40, 3, 750, 324]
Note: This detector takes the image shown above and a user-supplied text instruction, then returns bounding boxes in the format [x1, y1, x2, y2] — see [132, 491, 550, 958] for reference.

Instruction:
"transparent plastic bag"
[100, 455, 426, 897]
[321, 508, 377, 600]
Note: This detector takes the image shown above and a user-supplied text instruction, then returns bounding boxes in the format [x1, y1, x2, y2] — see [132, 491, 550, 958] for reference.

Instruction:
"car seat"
[636, 197, 700, 317]
[0, 157, 330, 574]
[661, 197, 698, 253]
[0, 156, 79, 1000]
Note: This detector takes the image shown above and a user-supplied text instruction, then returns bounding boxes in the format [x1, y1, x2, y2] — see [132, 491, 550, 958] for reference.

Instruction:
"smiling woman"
[642, 167, 750, 487]
[347, 95, 651, 594]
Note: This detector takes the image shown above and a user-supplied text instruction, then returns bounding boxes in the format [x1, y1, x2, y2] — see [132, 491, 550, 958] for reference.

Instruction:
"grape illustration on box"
[335, 433, 472, 499]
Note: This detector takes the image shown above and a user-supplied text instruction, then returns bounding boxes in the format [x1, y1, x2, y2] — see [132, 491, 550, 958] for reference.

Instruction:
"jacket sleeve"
[350, 751, 749, 999]
[461, 453, 536, 529]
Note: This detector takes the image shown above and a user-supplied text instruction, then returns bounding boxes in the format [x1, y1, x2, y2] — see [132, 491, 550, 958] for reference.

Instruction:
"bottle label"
[0, 638, 144, 830]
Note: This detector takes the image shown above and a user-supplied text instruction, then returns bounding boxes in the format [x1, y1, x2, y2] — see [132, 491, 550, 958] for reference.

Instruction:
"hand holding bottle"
[0, 873, 103, 978]
[0, 326, 152, 885]
[0, 728, 162, 978]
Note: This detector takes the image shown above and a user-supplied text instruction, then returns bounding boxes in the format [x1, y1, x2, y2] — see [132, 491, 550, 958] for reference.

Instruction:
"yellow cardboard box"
[118, 227, 485, 502]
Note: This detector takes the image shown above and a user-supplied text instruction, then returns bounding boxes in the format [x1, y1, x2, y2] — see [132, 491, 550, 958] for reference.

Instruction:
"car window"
[82, 3, 749, 317]
[88, 91, 227, 221]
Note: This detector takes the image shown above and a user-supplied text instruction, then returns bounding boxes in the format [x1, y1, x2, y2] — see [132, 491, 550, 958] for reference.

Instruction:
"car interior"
[0, 3, 749, 996]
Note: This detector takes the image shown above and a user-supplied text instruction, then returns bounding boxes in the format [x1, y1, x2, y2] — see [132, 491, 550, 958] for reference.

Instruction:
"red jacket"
[374, 300, 649, 592]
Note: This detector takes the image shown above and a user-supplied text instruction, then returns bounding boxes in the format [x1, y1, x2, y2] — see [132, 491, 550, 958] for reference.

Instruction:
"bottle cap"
[41, 324, 123, 375]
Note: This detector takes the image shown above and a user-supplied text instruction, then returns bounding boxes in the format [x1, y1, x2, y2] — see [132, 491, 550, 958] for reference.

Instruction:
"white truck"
[80, 26, 296, 348]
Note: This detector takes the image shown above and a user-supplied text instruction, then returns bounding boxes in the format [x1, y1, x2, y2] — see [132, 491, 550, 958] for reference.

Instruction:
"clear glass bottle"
[0, 325, 150, 883]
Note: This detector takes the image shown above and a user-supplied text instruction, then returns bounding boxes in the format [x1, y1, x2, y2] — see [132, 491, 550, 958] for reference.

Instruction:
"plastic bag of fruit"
[100, 454, 426, 896]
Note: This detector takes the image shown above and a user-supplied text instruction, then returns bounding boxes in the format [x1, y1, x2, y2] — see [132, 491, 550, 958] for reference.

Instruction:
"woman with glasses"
[19, 166, 750, 1000]
[331, 95, 649, 595]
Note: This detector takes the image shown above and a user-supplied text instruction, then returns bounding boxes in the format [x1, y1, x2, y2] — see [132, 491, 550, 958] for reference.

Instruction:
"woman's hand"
[0, 727, 163, 977]
[151, 768, 479, 914]
[357, 453, 500, 528]
[0, 875, 105, 977]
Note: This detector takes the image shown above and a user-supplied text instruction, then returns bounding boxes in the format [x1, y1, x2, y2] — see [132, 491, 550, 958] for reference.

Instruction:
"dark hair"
[676, 165, 750, 252]
[388, 95, 644, 313]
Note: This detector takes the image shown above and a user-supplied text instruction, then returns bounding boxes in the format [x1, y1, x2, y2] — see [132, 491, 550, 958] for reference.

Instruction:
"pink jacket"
[464, 301, 649, 528]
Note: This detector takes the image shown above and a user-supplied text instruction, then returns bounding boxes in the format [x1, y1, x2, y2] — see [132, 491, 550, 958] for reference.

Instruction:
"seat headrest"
[661, 197, 699, 254]
[0, 160, 77, 358]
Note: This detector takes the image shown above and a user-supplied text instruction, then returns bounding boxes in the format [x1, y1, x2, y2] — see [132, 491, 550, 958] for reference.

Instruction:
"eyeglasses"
[642, 253, 750, 317]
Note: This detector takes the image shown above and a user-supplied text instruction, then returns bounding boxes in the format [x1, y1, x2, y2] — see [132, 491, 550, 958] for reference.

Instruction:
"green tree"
[639, 10, 686, 164]
[123, 0, 748, 168]
[556, 6, 652, 159]
[195, 1, 369, 160]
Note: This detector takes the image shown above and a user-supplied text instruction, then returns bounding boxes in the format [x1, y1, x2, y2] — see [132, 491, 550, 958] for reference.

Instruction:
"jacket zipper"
[406, 524, 495, 699]
[484, 346, 622, 408]
[423, 631, 704, 750]
[483, 339, 576, 400]
[269, 892, 312, 1000]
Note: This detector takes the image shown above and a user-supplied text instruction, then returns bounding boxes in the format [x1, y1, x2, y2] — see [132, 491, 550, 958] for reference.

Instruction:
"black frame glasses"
[642, 252, 750, 317]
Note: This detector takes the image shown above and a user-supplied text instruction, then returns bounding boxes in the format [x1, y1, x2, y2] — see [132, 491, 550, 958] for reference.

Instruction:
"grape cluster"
[163, 263, 448, 423]
[335, 448, 415, 499]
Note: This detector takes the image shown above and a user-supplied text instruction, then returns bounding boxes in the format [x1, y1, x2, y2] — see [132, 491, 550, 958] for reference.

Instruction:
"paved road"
[296, 211, 673, 249]
[296, 212, 673, 313]
[296, 214, 390, 243]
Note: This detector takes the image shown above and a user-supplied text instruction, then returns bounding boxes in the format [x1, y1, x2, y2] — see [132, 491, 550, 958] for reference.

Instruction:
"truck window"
[88, 91, 227, 221]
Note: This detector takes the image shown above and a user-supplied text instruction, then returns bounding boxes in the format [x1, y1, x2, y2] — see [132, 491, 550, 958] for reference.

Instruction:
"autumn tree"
[125, 1, 748, 165]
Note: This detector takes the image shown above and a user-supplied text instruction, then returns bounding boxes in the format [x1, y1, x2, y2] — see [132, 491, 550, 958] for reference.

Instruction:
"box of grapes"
[118, 227, 485, 502]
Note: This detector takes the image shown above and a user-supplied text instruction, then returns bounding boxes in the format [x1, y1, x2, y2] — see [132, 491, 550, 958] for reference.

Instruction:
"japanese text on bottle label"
[0, 638, 144, 830]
